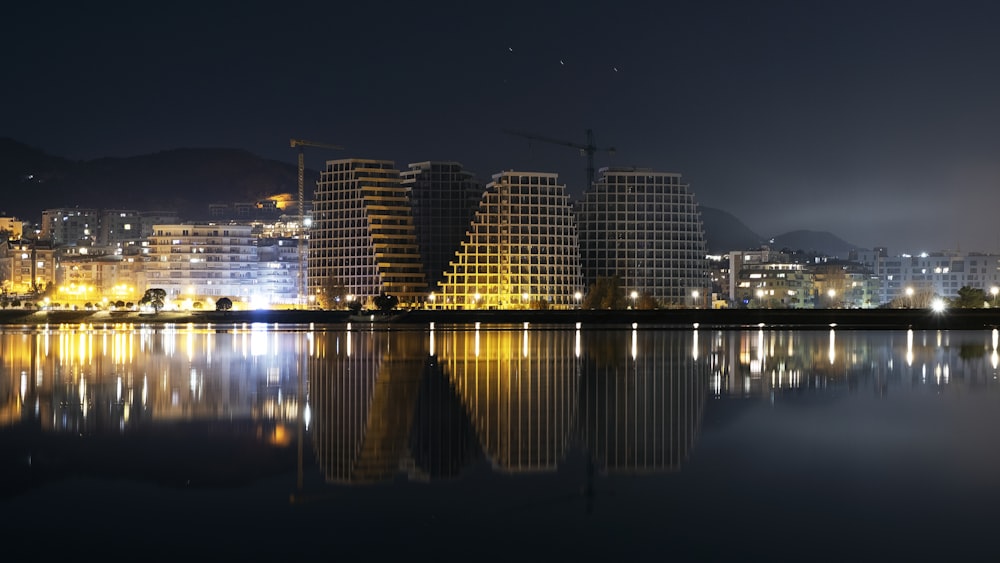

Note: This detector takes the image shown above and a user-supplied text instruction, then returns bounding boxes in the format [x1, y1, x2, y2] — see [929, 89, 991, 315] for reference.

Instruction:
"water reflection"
[3, 323, 1000, 495]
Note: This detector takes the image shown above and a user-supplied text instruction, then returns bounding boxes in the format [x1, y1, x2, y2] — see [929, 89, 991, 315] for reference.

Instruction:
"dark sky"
[5, 0, 1000, 254]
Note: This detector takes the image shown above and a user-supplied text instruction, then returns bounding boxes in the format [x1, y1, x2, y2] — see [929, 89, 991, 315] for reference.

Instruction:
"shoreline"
[1, 307, 998, 330]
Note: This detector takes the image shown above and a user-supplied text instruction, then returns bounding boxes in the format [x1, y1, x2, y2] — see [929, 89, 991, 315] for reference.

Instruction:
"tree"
[139, 288, 167, 313]
[216, 297, 233, 312]
[317, 278, 349, 310]
[953, 286, 987, 309]
[373, 293, 399, 313]
[582, 276, 626, 309]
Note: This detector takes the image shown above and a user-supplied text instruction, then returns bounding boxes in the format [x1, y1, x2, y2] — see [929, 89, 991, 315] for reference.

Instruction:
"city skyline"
[5, 1, 1000, 253]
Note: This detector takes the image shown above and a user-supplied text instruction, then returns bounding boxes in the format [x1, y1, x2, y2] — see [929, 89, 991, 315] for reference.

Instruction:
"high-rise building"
[438, 171, 583, 310]
[402, 161, 482, 292]
[575, 167, 709, 307]
[310, 159, 427, 307]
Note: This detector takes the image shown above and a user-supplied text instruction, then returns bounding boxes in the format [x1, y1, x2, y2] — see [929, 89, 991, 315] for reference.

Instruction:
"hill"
[699, 206, 764, 254]
[766, 230, 861, 258]
[1, 139, 863, 256]
[0, 139, 313, 220]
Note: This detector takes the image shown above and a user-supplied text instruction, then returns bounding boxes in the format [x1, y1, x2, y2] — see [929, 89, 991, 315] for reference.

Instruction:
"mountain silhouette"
[1, 138, 860, 255]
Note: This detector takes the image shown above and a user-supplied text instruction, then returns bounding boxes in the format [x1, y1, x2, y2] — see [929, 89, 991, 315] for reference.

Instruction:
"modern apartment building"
[853, 249, 1000, 306]
[437, 171, 583, 309]
[310, 159, 427, 307]
[575, 168, 709, 307]
[144, 223, 259, 306]
[402, 161, 482, 292]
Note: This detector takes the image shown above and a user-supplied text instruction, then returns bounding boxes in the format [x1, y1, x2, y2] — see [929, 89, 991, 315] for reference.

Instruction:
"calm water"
[3, 321, 1000, 561]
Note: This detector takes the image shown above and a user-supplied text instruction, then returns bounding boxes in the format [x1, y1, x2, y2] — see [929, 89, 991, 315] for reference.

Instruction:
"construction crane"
[502, 128, 615, 189]
[289, 138, 344, 308]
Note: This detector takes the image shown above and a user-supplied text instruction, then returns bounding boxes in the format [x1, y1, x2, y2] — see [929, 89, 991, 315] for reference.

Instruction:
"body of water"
[2, 321, 1000, 561]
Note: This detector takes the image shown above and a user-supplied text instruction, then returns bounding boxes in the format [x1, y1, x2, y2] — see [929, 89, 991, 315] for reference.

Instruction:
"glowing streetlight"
[574, 291, 582, 309]
[827, 288, 836, 309]
[691, 290, 700, 309]
[630, 290, 638, 309]
[756, 289, 765, 309]
[905, 286, 914, 308]
[991, 286, 998, 307]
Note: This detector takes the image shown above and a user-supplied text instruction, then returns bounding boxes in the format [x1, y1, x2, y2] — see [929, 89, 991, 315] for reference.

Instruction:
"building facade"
[575, 167, 709, 307]
[1, 239, 56, 295]
[40, 208, 100, 247]
[402, 161, 482, 292]
[438, 171, 583, 309]
[310, 159, 427, 307]
[853, 249, 1000, 306]
[144, 223, 259, 307]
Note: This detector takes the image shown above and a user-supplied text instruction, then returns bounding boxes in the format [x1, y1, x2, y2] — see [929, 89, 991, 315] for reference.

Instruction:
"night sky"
[5, 0, 1000, 254]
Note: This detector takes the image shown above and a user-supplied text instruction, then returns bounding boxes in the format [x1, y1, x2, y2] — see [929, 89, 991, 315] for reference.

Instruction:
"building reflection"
[4, 322, 1000, 492]
[307, 323, 709, 484]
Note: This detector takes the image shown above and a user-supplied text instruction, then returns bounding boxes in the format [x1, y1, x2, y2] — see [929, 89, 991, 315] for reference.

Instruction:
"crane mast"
[289, 138, 344, 308]
[502, 128, 615, 189]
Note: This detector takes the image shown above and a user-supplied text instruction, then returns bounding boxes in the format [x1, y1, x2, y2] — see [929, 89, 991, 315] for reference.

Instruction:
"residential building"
[0, 217, 23, 240]
[402, 161, 482, 292]
[1, 239, 56, 295]
[256, 237, 301, 306]
[40, 208, 100, 247]
[144, 223, 259, 307]
[853, 249, 1000, 306]
[438, 171, 583, 309]
[575, 167, 709, 307]
[733, 262, 813, 308]
[310, 159, 427, 307]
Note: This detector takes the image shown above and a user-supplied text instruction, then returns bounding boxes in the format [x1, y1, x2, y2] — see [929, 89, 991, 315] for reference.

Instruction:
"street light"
[905, 286, 914, 308]
[630, 290, 638, 310]
[991, 286, 998, 308]
[827, 288, 836, 309]
[691, 290, 700, 309]
[574, 291, 582, 309]
[756, 289, 765, 309]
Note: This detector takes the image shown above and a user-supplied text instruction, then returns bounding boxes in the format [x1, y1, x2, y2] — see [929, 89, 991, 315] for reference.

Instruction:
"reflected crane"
[502, 128, 615, 189]
[289, 138, 344, 307]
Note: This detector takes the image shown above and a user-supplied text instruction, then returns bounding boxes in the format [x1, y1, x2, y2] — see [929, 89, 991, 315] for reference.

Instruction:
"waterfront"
[3, 322, 1000, 561]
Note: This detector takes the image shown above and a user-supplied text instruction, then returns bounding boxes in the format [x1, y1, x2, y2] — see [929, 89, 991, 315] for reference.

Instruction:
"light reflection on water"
[3, 323, 1000, 558]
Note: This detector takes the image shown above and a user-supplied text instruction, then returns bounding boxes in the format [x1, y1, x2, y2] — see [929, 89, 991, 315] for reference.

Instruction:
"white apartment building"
[575, 167, 709, 307]
[144, 224, 259, 307]
[854, 249, 1000, 305]
[310, 159, 427, 307]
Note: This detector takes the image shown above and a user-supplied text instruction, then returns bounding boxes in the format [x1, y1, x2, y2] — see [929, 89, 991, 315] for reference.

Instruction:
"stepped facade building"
[575, 167, 709, 307]
[437, 171, 583, 309]
[402, 161, 482, 292]
[309, 159, 427, 307]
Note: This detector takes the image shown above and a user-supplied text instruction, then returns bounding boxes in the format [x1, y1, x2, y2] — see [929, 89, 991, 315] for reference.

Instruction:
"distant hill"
[0, 138, 312, 220]
[1, 139, 862, 256]
[699, 206, 764, 254]
[766, 230, 861, 258]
